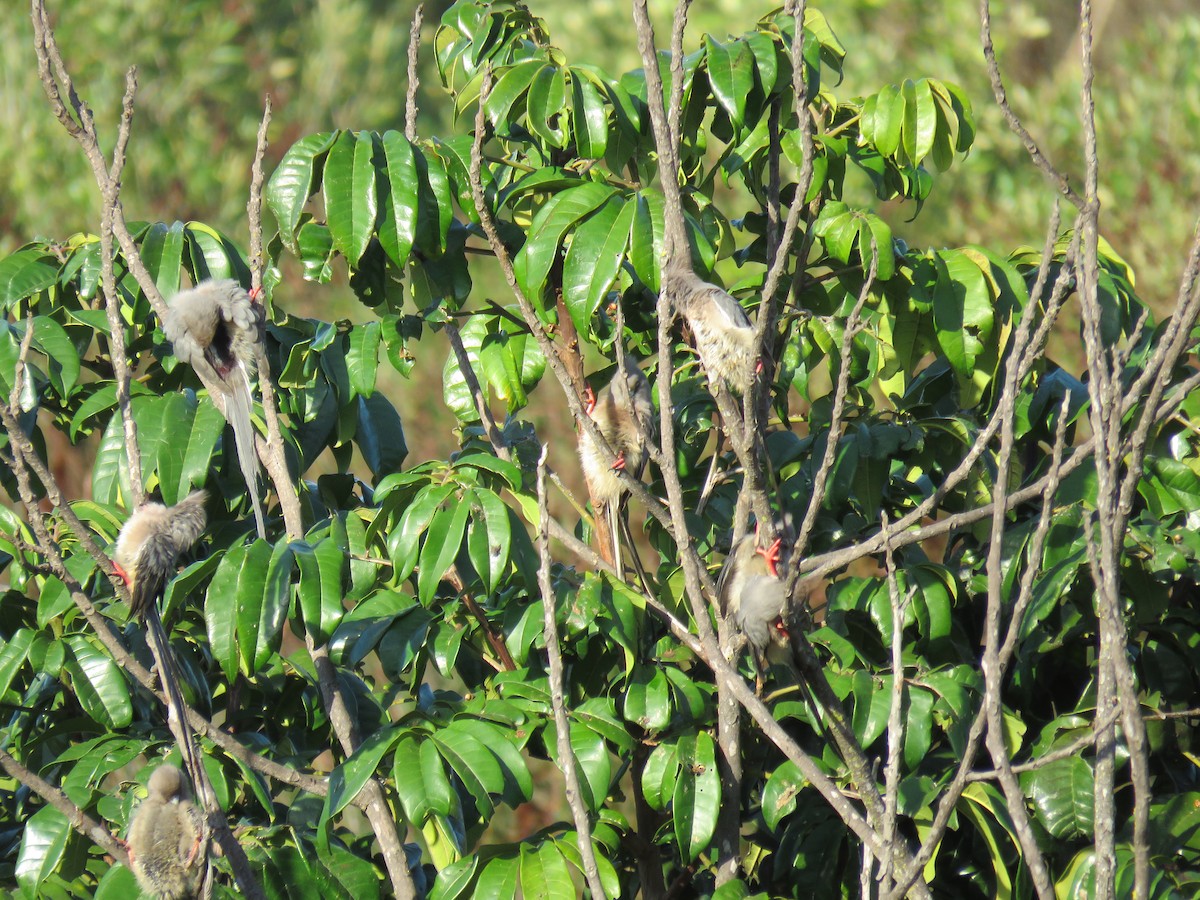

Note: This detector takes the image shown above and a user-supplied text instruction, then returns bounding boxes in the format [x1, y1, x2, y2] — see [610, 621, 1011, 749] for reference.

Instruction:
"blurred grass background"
[3, 0, 1199, 476]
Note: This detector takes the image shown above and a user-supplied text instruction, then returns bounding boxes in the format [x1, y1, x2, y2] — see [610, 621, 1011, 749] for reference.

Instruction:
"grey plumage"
[127, 765, 205, 899]
[113, 491, 207, 619]
[579, 357, 655, 574]
[164, 280, 266, 538]
[718, 532, 790, 685]
[669, 265, 757, 393]
[578, 357, 655, 507]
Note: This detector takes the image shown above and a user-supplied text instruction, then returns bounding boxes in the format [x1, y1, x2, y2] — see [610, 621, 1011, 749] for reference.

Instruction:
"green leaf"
[205, 543, 244, 680]
[466, 488, 511, 593]
[0, 249, 57, 308]
[418, 498, 470, 604]
[325, 131, 380, 267]
[431, 723, 504, 817]
[326, 726, 402, 818]
[513, 182, 616, 307]
[1024, 756, 1094, 840]
[762, 760, 805, 831]
[15, 805, 70, 894]
[249, 540, 296, 672]
[672, 731, 720, 861]
[561, 196, 634, 338]
[64, 635, 132, 730]
[485, 60, 543, 128]
[140, 221, 186, 300]
[622, 664, 671, 733]
[629, 191, 666, 291]
[347, 322, 382, 399]
[28, 315, 81, 397]
[356, 392, 408, 478]
[526, 63, 567, 148]
[379, 131, 419, 268]
[414, 146, 453, 257]
[0, 629, 33, 699]
[185, 221, 250, 282]
[569, 68, 609, 159]
[475, 853, 521, 900]
[294, 538, 347, 645]
[519, 841, 574, 900]
[298, 222, 336, 283]
[704, 35, 754, 130]
[268, 131, 337, 253]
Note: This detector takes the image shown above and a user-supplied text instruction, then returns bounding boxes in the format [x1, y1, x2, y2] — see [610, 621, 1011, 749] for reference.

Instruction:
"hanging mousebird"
[718, 530, 791, 693]
[126, 764, 205, 899]
[163, 279, 266, 539]
[113, 491, 207, 619]
[668, 263, 758, 394]
[578, 356, 655, 575]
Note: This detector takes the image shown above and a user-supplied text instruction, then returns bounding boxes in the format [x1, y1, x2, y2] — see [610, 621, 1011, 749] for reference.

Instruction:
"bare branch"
[537, 447, 607, 898]
[979, 0, 1082, 207]
[0, 747, 128, 864]
[405, 5, 424, 141]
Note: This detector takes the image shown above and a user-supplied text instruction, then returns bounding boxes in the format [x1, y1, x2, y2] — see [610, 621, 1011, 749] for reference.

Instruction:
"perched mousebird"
[668, 263, 757, 394]
[127, 764, 205, 899]
[113, 491, 207, 619]
[718, 530, 790, 692]
[579, 357, 655, 573]
[163, 280, 266, 539]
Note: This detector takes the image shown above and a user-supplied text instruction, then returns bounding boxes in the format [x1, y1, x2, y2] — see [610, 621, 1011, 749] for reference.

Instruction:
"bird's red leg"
[111, 562, 131, 585]
[584, 384, 597, 415]
[184, 833, 203, 867]
[756, 537, 783, 578]
[611, 451, 627, 471]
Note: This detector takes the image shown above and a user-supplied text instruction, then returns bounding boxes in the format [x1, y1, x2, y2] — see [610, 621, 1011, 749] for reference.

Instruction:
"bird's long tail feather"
[227, 367, 266, 539]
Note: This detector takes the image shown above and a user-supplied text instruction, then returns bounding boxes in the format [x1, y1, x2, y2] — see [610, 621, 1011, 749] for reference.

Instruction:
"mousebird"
[668, 263, 758, 394]
[163, 280, 266, 538]
[126, 764, 205, 899]
[112, 491, 207, 619]
[578, 357, 655, 575]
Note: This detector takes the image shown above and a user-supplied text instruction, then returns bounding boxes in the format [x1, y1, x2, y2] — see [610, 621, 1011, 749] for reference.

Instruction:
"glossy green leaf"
[326, 726, 401, 818]
[294, 538, 347, 645]
[513, 182, 616, 307]
[1024, 756, 1093, 840]
[27, 316, 80, 398]
[379, 131, 419, 268]
[569, 68, 608, 159]
[526, 63, 567, 148]
[247, 539, 295, 672]
[431, 723, 504, 817]
[347, 322, 381, 398]
[418, 498, 470, 604]
[205, 543, 244, 681]
[140, 221, 186, 300]
[561, 196, 634, 337]
[629, 190, 666, 291]
[15, 805, 70, 894]
[324, 130, 380, 266]
[64, 635, 132, 730]
[519, 841, 574, 900]
[672, 731, 720, 862]
[466, 488, 511, 593]
[356, 392, 408, 478]
[0, 249, 57, 308]
[268, 131, 337, 253]
[704, 35, 754, 130]
[762, 760, 805, 831]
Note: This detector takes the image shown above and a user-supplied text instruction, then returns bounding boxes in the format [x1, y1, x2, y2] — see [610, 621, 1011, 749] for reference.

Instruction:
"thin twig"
[537, 446, 607, 898]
